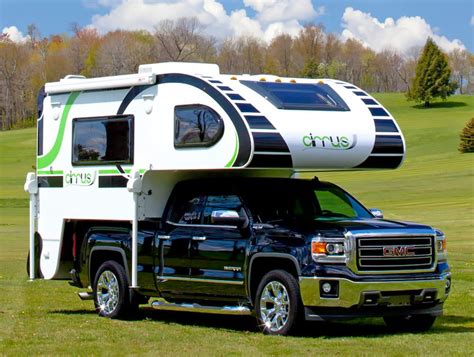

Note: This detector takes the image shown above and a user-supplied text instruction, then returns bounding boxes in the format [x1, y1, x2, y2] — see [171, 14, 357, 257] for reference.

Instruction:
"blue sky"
[1, 0, 472, 53]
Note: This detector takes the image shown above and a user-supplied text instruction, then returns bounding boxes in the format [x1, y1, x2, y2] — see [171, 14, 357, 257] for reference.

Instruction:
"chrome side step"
[77, 291, 94, 300]
[151, 300, 253, 316]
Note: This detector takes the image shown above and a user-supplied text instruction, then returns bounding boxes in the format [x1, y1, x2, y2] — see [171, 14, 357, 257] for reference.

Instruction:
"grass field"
[0, 93, 473, 355]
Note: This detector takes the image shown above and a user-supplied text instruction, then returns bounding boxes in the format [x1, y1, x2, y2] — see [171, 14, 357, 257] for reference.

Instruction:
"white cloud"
[470, 16, 474, 26]
[1, 26, 28, 43]
[341, 7, 466, 56]
[88, 0, 324, 42]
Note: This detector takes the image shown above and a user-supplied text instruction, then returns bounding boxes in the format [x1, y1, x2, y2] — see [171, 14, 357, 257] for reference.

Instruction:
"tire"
[255, 270, 303, 335]
[93, 260, 136, 319]
[384, 314, 437, 332]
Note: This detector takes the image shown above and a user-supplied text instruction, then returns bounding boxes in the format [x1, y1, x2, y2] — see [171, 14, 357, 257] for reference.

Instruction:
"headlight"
[435, 230, 447, 261]
[311, 236, 347, 263]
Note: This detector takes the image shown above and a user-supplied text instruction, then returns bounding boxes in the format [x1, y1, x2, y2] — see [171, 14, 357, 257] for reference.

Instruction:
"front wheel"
[384, 314, 437, 332]
[93, 261, 135, 319]
[255, 270, 303, 335]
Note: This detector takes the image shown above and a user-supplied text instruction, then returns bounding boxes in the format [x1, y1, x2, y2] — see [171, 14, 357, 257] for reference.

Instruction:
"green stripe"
[37, 170, 63, 175]
[225, 132, 239, 168]
[98, 169, 146, 175]
[37, 92, 80, 169]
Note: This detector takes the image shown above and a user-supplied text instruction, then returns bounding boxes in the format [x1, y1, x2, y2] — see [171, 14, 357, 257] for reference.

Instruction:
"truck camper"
[24, 62, 450, 335]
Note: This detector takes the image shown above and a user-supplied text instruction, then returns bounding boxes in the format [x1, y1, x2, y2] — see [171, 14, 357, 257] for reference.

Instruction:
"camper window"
[240, 81, 349, 111]
[174, 105, 224, 148]
[72, 115, 134, 165]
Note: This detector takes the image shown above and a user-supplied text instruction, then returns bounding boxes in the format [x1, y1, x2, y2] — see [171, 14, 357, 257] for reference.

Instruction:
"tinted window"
[174, 105, 224, 148]
[314, 186, 372, 220]
[240, 81, 349, 111]
[72, 115, 133, 165]
[202, 195, 246, 225]
[169, 194, 205, 224]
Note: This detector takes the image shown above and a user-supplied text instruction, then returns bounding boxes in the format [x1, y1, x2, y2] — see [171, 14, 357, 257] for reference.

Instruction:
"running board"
[77, 291, 94, 300]
[151, 300, 252, 315]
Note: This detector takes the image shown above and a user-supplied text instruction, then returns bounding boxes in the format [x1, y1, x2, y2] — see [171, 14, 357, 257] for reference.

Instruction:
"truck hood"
[270, 218, 434, 237]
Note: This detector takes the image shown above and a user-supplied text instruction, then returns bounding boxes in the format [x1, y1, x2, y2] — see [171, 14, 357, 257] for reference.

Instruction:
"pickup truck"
[72, 177, 450, 335]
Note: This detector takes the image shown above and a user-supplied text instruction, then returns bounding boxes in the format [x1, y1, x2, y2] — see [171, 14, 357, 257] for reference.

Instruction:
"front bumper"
[300, 272, 451, 310]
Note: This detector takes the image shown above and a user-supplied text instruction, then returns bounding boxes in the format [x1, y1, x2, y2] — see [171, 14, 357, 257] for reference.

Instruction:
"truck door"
[155, 193, 205, 298]
[189, 194, 249, 299]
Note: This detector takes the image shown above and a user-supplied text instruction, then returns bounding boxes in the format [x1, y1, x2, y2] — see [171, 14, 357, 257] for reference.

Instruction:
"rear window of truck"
[240, 81, 349, 111]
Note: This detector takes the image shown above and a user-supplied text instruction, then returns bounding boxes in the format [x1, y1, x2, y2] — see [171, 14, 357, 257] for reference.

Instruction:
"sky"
[1, 0, 473, 55]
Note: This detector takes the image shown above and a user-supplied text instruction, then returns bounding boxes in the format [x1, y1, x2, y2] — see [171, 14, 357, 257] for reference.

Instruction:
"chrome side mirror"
[211, 210, 247, 227]
[369, 208, 384, 219]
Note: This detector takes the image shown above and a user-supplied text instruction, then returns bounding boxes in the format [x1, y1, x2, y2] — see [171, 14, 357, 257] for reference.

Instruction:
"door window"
[202, 194, 247, 225]
[169, 194, 205, 225]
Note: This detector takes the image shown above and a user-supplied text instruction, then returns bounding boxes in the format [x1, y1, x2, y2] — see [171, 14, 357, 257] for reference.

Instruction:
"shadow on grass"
[49, 308, 474, 336]
[412, 101, 467, 109]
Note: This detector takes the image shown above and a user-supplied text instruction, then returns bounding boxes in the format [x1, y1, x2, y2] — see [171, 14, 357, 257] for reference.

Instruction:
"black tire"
[93, 260, 136, 319]
[255, 270, 303, 335]
[384, 314, 437, 332]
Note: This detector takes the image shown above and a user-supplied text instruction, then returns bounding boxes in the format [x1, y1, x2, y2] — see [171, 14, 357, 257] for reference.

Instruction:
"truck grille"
[357, 236, 435, 272]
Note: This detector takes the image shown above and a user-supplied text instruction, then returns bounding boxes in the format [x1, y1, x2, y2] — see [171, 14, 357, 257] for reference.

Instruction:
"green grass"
[1, 94, 473, 355]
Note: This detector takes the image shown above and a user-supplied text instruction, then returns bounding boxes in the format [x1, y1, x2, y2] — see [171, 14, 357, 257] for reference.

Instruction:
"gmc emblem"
[383, 246, 416, 257]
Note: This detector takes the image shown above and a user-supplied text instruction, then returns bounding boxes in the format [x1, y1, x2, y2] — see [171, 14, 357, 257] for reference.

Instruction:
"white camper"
[25, 62, 405, 286]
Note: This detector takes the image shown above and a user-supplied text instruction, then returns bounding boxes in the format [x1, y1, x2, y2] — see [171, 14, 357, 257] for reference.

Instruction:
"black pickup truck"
[72, 177, 450, 335]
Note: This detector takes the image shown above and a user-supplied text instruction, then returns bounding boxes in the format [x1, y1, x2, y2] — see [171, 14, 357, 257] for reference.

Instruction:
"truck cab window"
[314, 186, 372, 219]
[202, 194, 247, 225]
[174, 105, 224, 148]
[169, 194, 205, 224]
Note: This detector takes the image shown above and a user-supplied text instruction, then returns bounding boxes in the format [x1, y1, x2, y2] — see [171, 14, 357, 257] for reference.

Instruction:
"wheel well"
[249, 256, 299, 304]
[89, 250, 128, 285]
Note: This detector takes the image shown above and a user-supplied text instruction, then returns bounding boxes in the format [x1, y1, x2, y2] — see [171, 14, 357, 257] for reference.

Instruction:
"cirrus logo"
[64, 171, 96, 186]
[302, 133, 357, 150]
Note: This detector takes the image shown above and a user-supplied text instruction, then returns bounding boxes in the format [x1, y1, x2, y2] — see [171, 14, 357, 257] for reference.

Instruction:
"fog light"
[322, 282, 332, 294]
[320, 280, 339, 298]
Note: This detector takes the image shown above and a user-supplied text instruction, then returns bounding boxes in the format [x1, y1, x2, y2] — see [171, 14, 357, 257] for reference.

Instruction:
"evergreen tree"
[459, 118, 474, 153]
[407, 38, 457, 107]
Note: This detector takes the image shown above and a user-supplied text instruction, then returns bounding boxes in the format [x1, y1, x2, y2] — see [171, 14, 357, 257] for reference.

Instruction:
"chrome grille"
[357, 236, 434, 272]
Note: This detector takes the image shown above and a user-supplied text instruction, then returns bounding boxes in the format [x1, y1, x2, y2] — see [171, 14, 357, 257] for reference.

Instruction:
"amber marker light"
[230, 76, 237, 80]
[312, 241, 327, 255]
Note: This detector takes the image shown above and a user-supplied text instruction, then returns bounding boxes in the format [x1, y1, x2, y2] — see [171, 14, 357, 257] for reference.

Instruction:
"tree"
[459, 118, 474, 153]
[407, 38, 457, 107]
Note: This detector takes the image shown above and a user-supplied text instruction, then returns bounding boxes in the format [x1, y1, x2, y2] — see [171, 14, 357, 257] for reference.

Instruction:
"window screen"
[72, 115, 134, 165]
[174, 105, 224, 148]
[240, 81, 349, 111]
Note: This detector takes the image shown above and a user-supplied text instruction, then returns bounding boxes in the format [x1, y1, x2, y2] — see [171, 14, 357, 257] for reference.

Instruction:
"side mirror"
[211, 210, 247, 228]
[369, 208, 384, 219]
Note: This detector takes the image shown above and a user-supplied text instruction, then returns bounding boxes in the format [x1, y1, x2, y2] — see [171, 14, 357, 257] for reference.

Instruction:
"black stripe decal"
[355, 155, 403, 169]
[38, 176, 63, 188]
[369, 107, 390, 117]
[236, 103, 259, 113]
[252, 132, 289, 152]
[362, 98, 377, 105]
[209, 80, 222, 84]
[374, 119, 399, 133]
[353, 91, 368, 96]
[248, 154, 293, 168]
[227, 93, 245, 101]
[244, 115, 275, 130]
[158, 74, 252, 167]
[217, 86, 233, 91]
[117, 85, 153, 115]
[372, 135, 404, 154]
[344, 85, 357, 89]
[99, 176, 128, 188]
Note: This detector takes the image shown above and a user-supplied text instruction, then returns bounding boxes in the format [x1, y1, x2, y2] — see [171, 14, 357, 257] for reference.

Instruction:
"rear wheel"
[93, 261, 136, 319]
[384, 314, 436, 332]
[255, 270, 302, 335]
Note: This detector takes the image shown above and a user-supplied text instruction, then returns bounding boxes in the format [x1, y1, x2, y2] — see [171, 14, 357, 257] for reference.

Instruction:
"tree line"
[0, 17, 473, 130]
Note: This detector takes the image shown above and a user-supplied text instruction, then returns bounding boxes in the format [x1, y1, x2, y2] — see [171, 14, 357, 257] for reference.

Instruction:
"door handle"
[192, 236, 207, 241]
[157, 235, 170, 240]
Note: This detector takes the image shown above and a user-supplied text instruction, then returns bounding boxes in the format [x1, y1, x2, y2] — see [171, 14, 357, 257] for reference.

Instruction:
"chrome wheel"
[96, 270, 119, 315]
[259, 281, 290, 332]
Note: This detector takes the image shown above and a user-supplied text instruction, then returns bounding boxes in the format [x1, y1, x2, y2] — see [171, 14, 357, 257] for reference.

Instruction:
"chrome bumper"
[300, 273, 451, 308]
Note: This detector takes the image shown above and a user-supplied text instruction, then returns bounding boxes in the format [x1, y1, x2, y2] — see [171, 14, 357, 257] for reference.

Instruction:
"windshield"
[242, 180, 372, 223]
